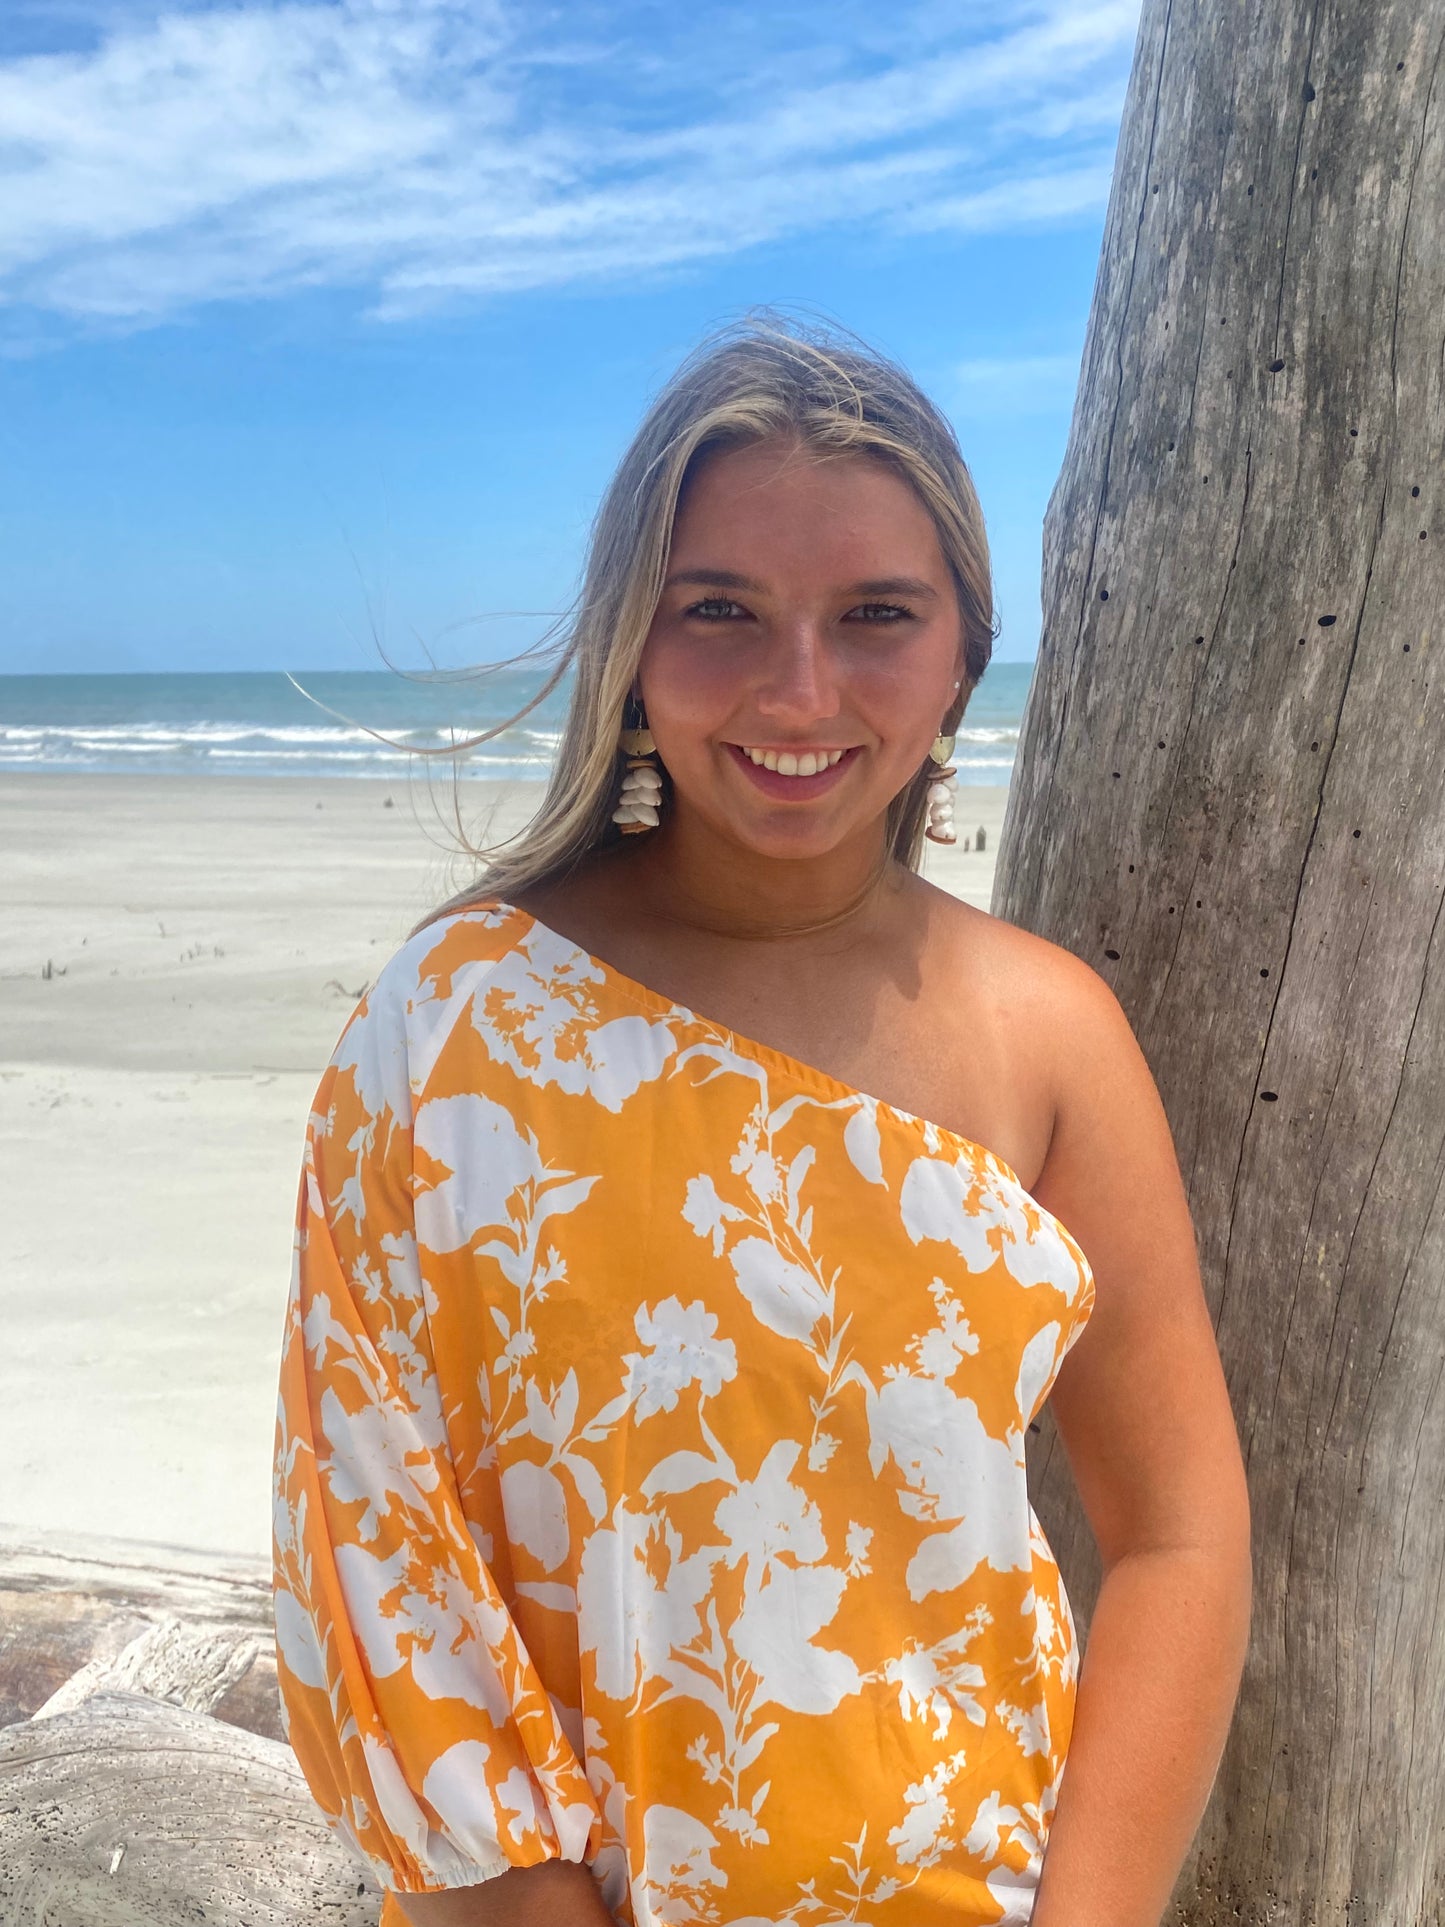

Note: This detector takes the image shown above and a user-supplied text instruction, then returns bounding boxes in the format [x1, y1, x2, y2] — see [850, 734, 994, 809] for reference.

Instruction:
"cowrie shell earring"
[613, 699, 662, 833]
[924, 678, 963, 846]
[924, 730, 958, 845]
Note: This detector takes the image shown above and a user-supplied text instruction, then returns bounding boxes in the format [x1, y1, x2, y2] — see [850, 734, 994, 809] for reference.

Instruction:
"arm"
[398, 1862, 615, 1926]
[1025, 952, 1253, 1927]
[272, 965, 607, 1909]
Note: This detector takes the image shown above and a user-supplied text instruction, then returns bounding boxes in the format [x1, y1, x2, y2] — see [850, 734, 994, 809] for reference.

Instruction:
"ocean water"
[0, 663, 1031, 784]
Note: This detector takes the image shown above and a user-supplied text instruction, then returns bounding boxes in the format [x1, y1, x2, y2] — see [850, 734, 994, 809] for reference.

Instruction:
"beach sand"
[0, 772, 1008, 1557]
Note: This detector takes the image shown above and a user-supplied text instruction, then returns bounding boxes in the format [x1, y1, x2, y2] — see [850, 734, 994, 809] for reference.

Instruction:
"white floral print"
[274, 901, 1096, 1926]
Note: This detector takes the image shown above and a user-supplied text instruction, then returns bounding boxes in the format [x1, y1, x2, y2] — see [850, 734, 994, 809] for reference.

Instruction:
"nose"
[751, 617, 841, 724]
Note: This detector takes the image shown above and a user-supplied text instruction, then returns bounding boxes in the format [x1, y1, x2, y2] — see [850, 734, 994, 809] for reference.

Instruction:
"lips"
[724, 741, 862, 798]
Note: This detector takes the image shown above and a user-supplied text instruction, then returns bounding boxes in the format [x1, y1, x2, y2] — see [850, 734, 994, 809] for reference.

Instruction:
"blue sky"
[0, 0, 1141, 675]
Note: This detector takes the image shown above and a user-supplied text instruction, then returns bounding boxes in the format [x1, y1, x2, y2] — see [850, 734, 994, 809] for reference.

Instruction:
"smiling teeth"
[742, 747, 847, 775]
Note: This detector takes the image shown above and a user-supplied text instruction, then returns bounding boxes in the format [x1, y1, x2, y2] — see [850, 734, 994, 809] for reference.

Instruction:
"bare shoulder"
[981, 910, 1188, 1250]
[930, 896, 1148, 1134]
[985, 911, 1251, 1568]
[958, 894, 1113, 1032]
[888, 882, 1081, 1186]
[914, 878, 1112, 1094]
[1018, 931, 1180, 1209]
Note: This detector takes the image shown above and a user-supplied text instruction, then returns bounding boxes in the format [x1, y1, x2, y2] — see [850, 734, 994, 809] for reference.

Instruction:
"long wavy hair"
[413, 312, 998, 937]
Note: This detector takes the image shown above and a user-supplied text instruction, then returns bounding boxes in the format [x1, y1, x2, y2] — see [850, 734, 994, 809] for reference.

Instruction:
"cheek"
[840, 636, 952, 719]
[638, 633, 746, 726]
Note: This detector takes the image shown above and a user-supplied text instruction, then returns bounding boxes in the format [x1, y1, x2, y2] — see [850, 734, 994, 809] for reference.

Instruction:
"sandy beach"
[0, 772, 1008, 1558]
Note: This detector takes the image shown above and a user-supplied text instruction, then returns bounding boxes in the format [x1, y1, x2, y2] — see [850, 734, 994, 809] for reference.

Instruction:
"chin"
[675, 784, 892, 862]
[722, 820, 867, 863]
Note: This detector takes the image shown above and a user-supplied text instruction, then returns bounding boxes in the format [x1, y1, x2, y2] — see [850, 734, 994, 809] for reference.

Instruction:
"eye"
[684, 596, 749, 620]
[847, 602, 915, 623]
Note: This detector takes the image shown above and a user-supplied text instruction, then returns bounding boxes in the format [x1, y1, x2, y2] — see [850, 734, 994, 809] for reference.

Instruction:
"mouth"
[724, 741, 863, 797]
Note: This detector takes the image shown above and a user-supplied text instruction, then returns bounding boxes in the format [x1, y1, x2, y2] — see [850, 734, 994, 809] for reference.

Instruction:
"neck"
[615, 803, 907, 945]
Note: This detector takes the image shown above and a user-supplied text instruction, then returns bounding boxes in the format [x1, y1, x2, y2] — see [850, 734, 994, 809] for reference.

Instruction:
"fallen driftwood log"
[0, 1525, 381, 1926]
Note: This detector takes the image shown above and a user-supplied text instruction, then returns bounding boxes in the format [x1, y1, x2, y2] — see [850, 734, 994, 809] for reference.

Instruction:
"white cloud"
[0, 0, 1140, 332]
[949, 351, 1084, 416]
[905, 161, 1119, 234]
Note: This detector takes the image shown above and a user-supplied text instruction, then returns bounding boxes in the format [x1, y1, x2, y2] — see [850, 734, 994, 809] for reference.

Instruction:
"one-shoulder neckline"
[456, 897, 1089, 1269]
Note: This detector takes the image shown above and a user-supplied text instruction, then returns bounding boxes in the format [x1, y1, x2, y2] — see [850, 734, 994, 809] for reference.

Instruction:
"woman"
[273, 319, 1251, 1927]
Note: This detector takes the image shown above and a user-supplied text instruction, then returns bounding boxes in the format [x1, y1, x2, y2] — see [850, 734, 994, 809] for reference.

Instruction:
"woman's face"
[636, 434, 967, 864]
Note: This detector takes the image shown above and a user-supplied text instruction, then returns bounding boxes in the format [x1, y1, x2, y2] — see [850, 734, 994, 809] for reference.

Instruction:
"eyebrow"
[664, 568, 940, 600]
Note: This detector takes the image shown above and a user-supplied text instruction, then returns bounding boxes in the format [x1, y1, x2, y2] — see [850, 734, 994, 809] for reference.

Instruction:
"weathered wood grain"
[0, 1690, 381, 1925]
[0, 1529, 369, 1922]
[0, 1525, 282, 1740]
[32, 1614, 265, 1721]
[1003, 1, 1445, 1921]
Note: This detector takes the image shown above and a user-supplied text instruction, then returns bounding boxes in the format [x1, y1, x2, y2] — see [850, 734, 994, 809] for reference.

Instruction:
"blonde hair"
[415, 311, 997, 936]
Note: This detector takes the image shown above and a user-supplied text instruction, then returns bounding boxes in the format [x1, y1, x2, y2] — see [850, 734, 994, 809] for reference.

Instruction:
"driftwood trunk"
[0, 1527, 380, 1925]
[1004, 0, 1445, 1921]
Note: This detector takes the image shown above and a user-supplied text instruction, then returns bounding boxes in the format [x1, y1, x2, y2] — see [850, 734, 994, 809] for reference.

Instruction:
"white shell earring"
[924, 730, 957, 845]
[613, 699, 662, 834]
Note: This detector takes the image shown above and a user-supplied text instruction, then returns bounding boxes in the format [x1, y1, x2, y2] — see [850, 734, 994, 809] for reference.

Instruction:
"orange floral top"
[273, 899, 1096, 1926]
